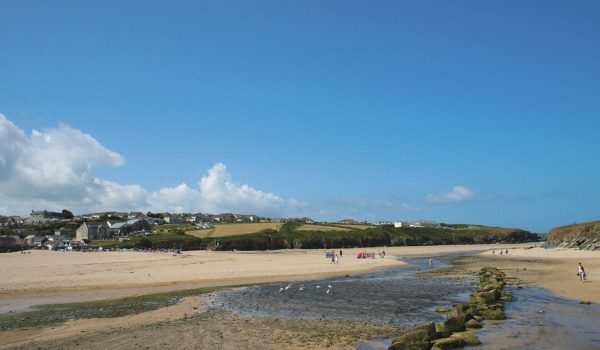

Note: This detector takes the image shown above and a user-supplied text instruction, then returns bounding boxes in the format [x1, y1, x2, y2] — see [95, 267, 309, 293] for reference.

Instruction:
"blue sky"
[1, 1, 599, 232]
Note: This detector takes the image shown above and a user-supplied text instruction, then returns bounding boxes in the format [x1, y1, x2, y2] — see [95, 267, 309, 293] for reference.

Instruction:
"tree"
[136, 238, 153, 249]
[62, 209, 74, 219]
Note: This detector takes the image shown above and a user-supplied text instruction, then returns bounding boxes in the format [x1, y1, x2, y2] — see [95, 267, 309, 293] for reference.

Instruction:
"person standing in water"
[429, 258, 433, 267]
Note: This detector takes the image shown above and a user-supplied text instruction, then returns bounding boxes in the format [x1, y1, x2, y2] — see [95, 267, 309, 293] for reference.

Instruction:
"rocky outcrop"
[388, 323, 438, 350]
[548, 220, 600, 250]
[388, 267, 511, 350]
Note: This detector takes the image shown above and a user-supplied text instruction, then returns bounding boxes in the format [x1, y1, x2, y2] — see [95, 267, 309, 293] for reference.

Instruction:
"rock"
[580, 301, 592, 305]
[442, 304, 466, 334]
[480, 308, 505, 320]
[473, 289, 500, 304]
[435, 307, 450, 313]
[451, 332, 481, 345]
[389, 322, 438, 350]
[464, 319, 482, 329]
[431, 337, 465, 349]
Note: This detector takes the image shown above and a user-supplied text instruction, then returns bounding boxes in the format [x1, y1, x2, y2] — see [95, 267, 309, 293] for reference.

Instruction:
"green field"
[297, 223, 373, 231]
[187, 222, 283, 238]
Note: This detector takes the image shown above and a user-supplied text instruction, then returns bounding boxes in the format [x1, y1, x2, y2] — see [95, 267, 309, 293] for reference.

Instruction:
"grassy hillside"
[547, 220, 600, 244]
[84, 221, 538, 251]
[215, 222, 538, 251]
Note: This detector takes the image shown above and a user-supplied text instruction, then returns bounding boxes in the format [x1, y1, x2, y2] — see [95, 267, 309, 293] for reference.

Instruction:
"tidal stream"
[206, 252, 600, 349]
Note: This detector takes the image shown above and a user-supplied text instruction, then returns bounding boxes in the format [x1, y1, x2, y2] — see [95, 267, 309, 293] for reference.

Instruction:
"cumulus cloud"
[0, 114, 302, 216]
[424, 186, 475, 203]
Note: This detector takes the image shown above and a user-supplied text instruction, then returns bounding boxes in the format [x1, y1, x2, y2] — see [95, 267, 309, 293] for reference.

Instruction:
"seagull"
[279, 287, 284, 292]
[326, 289, 331, 294]
[285, 284, 292, 290]
[316, 285, 321, 289]
[328, 284, 333, 289]
[299, 286, 305, 291]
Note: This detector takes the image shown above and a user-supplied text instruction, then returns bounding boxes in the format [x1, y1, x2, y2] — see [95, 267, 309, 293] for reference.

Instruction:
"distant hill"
[215, 222, 539, 251]
[547, 220, 600, 250]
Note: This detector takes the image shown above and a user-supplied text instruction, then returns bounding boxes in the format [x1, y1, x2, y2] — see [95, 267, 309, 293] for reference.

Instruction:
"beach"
[462, 246, 600, 304]
[0, 245, 500, 313]
[2, 243, 600, 349]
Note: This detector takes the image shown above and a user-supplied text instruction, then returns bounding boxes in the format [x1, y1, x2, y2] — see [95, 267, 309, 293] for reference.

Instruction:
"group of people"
[329, 250, 342, 264]
[492, 248, 509, 256]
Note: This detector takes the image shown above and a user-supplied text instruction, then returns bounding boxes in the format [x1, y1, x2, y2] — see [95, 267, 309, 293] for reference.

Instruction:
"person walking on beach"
[339, 249, 343, 258]
[578, 262, 587, 282]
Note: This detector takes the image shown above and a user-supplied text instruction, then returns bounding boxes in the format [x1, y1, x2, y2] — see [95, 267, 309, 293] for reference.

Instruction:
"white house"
[394, 221, 410, 228]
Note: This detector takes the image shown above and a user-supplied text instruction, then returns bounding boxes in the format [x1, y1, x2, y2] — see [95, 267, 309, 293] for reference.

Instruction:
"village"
[0, 209, 441, 252]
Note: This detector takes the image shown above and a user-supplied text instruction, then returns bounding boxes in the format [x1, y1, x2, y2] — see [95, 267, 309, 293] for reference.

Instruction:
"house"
[213, 213, 235, 223]
[410, 220, 439, 228]
[163, 214, 185, 224]
[0, 235, 22, 250]
[394, 221, 410, 228]
[376, 221, 393, 226]
[109, 219, 151, 236]
[192, 213, 211, 224]
[1, 216, 24, 228]
[45, 235, 70, 249]
[24, 235, 47, 247]
[128, 212, 144, 219]
[54, 227, 71, 236]
[146, 217, 164, 225]
[75, 222, 110, 241]
[234, 214, 258, 223]
[27, 210, 65, 224]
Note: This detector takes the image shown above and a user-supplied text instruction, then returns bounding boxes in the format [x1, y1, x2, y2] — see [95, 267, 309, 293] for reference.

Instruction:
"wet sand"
[3, 295, 397, 350]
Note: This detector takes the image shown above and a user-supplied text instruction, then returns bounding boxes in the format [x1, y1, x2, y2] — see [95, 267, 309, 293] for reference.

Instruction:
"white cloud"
[0, 114, 302, 216]
[424, 186, 475, 203]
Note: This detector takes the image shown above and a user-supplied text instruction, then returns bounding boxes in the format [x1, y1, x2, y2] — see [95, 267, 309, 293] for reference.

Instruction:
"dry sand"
[464, 246, 600, 304]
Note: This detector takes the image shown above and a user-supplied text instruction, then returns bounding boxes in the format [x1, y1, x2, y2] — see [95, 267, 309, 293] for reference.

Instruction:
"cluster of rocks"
[389, 267, 511, 350]
[555, 237, 600, 251]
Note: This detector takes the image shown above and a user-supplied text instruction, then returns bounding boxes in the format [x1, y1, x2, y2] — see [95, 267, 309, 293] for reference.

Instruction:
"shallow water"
[472, 286, 600, 349]
[208, 252, 600, 349]
[206, 254, 475, 328]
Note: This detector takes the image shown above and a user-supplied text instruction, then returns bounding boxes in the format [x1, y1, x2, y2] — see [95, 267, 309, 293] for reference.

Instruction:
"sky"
[1, 1, 599, 232]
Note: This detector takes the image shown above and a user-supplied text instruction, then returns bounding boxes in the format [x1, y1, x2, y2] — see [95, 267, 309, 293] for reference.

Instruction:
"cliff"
[547, 220, 600, 250]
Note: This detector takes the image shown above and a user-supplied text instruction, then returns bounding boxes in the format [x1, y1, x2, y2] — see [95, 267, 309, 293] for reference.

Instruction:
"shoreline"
[0, 244, 505, 313]
[458, 247, 600, 304]
[8, 243, 589, 349]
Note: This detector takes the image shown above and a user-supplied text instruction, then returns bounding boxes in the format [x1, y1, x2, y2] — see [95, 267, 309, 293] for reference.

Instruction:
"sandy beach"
[2, 243, 600, 349]
[464, 246, 600, 304]
[0, 244, 500, 313]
